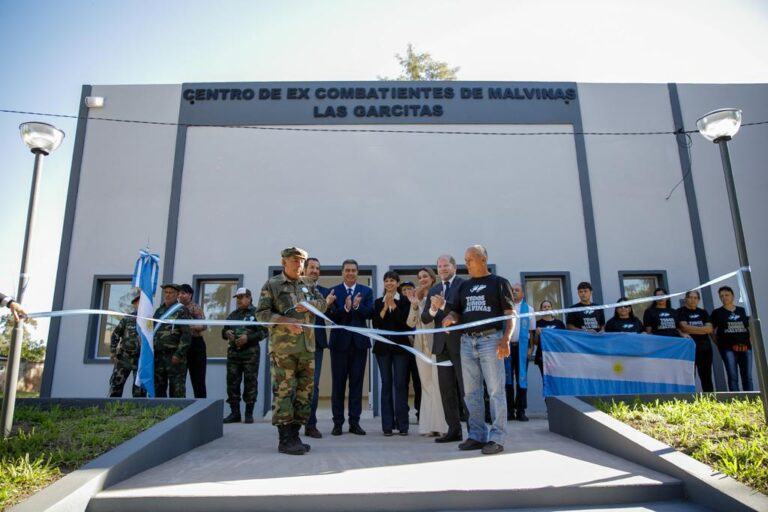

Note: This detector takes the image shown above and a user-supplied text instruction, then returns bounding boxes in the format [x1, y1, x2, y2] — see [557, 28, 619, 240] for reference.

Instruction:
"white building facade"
[41, 81, 768, 415]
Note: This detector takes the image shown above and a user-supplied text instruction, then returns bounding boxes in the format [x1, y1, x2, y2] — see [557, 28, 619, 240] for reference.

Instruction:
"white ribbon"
[26, 268, 750, 362]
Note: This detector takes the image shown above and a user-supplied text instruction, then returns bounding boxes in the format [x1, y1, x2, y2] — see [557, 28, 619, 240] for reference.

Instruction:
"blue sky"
[1, 0, 767, 339]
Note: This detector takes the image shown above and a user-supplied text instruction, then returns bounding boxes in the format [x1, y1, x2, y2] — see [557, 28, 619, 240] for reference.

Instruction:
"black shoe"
[458, 438, 486, 451]
[516, 410, 529, 422]
[244, 404, 254, 424]
[331, 425, 343, 436]
[223, 411, 241, 424]
[349, 423, 367, 435]
[305, 425, 322, 439]
[383, 430, 393, 436]
[435, 430, 462, 443]
[399, 430, 408, 436]
[481, 441, 504, 455]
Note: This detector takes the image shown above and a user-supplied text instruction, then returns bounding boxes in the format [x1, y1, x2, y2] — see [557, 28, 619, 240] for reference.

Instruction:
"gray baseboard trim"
[546, 394, 768, 512]
[11, 398, 223, 512]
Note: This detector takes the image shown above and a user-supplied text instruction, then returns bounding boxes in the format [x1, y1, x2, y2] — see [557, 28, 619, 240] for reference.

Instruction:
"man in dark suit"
[421, 254, 465, 443]
[328, 259, 373, 436]
[304, 257, 335, 439]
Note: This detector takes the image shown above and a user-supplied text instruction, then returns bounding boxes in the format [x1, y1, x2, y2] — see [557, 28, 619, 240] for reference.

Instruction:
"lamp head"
[696, 108, 742, 143]
[19, 122, 65, 155]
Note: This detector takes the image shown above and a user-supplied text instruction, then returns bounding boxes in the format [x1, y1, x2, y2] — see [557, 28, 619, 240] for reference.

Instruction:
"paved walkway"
[90, 411, 710, 511]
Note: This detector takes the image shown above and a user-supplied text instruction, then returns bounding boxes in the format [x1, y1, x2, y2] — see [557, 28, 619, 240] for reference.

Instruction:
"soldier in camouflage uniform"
[153, 283, 192, 398]
[222, 287, 267, 424]
[109, 293, 147, 397]
[255, 247, 328, 455]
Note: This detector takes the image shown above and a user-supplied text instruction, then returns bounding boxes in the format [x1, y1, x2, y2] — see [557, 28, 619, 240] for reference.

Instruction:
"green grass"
[597, 396, 767, 495]
[0, 401, 180, 509]
[0, 390, 40, 398]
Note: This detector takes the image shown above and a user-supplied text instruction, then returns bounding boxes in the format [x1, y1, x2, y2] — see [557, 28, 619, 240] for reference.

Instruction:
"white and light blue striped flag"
[132, 249, 160, 397]
[541, 330, 696, 396]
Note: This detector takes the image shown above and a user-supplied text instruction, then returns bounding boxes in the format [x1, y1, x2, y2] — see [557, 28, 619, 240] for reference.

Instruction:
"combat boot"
[244, 404, 255, 424]
[292, 423, 311, 452]
[223, 405, 241, 424]
[278, 425, 305, 455]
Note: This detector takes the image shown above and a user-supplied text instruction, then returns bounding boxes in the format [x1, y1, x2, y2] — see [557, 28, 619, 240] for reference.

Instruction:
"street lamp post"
[1, 122, 65, 438]
[697, 108, 768, 423]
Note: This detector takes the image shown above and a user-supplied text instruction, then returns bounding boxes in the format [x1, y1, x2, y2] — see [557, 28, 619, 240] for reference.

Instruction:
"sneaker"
[481, 441, 504, 455]
[458, 438, 486, 451]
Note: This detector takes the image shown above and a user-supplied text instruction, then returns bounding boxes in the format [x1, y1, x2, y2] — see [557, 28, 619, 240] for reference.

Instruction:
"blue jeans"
[720, 348, 753, 391]
[308, 347, 325, 426]
[376, 350, 411, 432]
[461, 332, 507, 445]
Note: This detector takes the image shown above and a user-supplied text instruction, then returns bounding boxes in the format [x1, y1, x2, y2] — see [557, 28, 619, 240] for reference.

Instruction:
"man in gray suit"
[1, 292, 26, 322]
[421, 255, 465, 443]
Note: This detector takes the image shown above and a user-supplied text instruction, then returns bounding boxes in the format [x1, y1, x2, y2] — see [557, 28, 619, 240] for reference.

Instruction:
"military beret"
[281, 246, 308, 259]
[160, 283, 180, 291]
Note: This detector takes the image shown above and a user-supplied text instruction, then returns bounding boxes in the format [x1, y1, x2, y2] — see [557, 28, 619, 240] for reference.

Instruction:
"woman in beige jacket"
[406, 267, 448, 436]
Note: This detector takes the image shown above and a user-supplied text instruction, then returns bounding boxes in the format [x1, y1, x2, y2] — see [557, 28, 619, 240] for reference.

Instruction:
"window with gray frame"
[521, 272, 571, 321]
[618, 271, 669, 322]
[194, 276, 242, 358]
[88, 277, 134, 359]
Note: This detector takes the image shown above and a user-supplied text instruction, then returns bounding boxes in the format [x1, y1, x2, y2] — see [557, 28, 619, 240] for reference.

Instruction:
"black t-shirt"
[605, 316, 644, 333]
[643, 307, 680, 337]
[566, 303, 605, 331]
[535, 317, 565, 365]
[450, 274, 514, 332]
[711, 306, 750, 348]
[676, 307, 712, 345]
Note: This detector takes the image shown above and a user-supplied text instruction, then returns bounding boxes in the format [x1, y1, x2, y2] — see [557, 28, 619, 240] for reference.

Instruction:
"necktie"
[443, 281, 450, 296]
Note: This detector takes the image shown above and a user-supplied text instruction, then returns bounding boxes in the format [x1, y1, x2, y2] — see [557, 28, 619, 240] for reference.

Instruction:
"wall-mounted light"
[84, 96, 105, 108]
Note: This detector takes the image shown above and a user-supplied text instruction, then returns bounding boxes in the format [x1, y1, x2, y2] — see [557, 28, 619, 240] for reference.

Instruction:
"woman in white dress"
[405, 267, 448, 436]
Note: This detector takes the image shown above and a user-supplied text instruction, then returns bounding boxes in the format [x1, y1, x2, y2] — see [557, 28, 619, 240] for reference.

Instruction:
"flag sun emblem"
[612, 361, 624, 375]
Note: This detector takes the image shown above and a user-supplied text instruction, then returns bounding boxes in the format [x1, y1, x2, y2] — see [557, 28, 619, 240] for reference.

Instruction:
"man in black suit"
[327, 259, 374, 436]
[304, 257, 335, 439]
[421, 254, 465, 443]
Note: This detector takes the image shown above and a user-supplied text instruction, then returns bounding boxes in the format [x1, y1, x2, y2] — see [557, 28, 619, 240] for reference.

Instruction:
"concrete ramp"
[89, 417, 687, 511]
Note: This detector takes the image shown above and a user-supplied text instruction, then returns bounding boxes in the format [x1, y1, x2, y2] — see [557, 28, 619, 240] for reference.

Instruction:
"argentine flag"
[132, 249, 160, 397]
[541, 330, 695, 396]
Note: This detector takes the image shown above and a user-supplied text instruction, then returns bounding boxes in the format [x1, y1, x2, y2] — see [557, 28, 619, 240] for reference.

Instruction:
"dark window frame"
[193, 274, 244, 363]
[520, 271, 572, 317]
[618, 270, 669, 298]
[84, 274, 133, 364]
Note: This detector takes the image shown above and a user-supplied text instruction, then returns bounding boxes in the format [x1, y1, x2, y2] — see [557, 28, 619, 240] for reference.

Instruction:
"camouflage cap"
[160, 283, 180, 291]
[281, 246, 308, 259]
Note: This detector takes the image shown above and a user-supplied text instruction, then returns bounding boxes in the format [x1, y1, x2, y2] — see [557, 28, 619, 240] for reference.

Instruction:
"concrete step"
[88, 418, 687, 512]
[449, 503, 712, 512]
